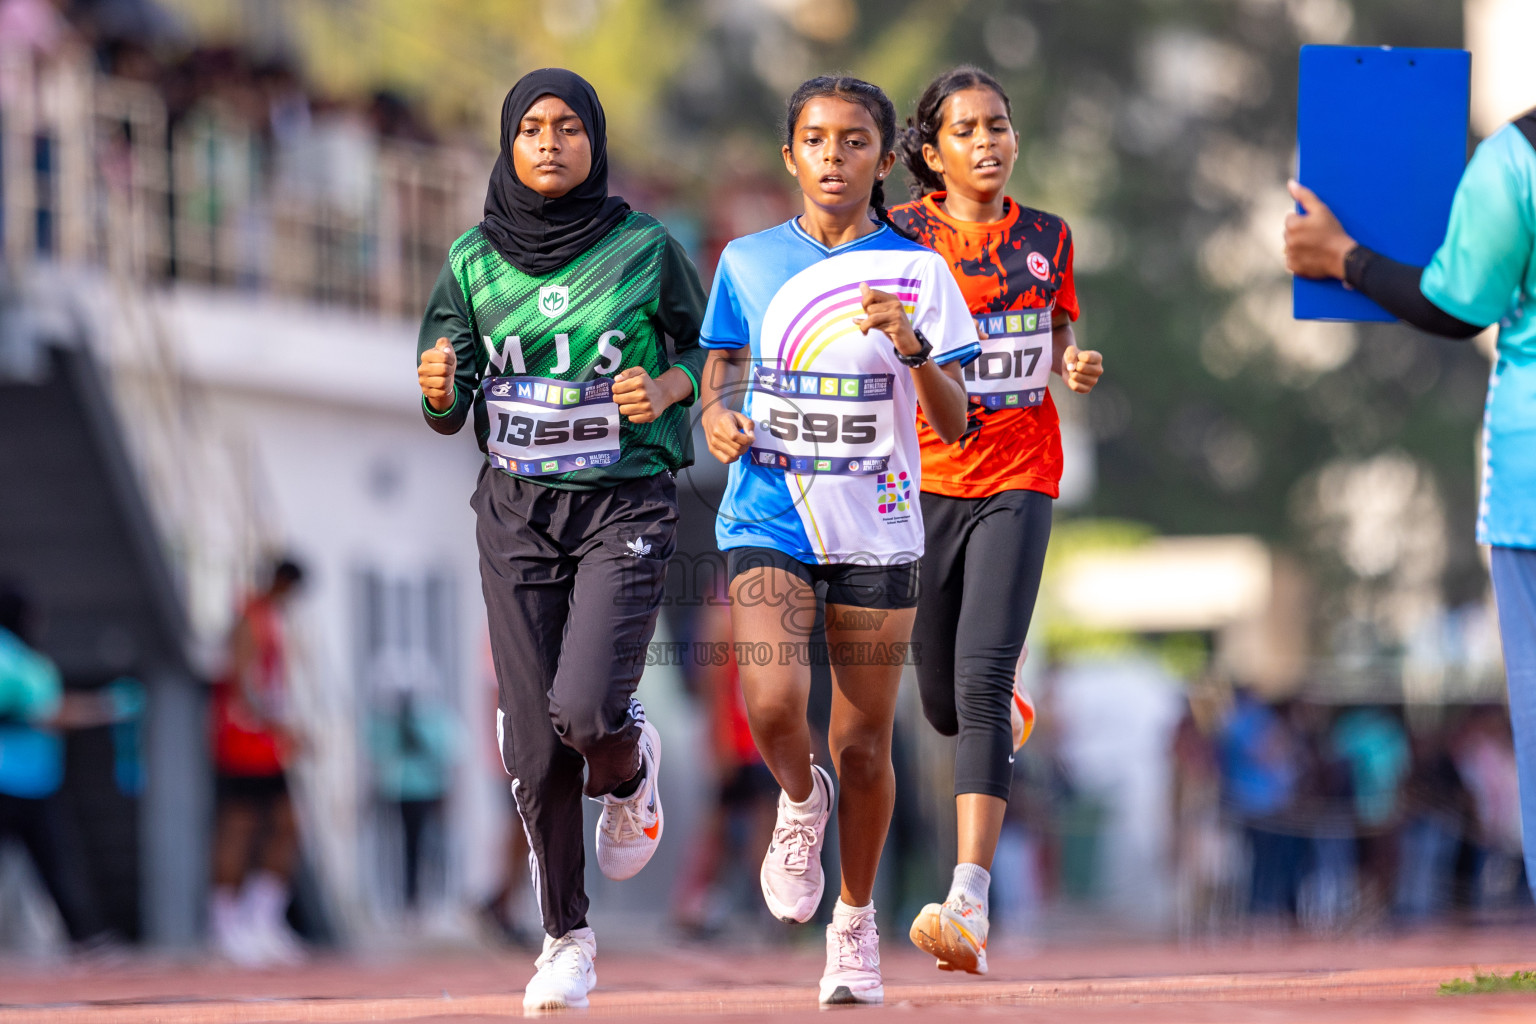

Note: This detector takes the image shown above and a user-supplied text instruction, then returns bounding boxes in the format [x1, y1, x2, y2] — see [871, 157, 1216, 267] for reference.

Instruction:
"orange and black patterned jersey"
[889, 192, 1079, 499]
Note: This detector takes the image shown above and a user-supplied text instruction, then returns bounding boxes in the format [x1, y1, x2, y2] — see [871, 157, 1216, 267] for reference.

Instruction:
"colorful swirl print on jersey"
[781, 278, 918, 372]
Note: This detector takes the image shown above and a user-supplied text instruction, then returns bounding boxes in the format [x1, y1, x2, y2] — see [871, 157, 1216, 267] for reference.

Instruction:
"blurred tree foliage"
[660, 0, 1489, 635]
[158, 0, 1492, 640]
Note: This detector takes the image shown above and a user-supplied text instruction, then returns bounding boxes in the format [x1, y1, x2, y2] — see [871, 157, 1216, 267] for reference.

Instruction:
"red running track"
[1, 926, 1534, 1022]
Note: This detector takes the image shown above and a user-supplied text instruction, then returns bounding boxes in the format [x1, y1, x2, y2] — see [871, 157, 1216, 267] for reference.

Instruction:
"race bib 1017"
[968, 308, 1052, 409]
[483, 375, 621, 476]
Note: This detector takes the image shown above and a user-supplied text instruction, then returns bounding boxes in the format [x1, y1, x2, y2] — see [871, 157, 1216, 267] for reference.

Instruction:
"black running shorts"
[725, 546, 919, 609]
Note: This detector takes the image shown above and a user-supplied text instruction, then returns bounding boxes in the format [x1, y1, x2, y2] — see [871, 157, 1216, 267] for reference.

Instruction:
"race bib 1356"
[483, 375, 620, 476]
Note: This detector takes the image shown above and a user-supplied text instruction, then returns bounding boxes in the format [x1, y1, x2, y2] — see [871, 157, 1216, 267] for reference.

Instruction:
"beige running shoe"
[909, 893, 989, 975]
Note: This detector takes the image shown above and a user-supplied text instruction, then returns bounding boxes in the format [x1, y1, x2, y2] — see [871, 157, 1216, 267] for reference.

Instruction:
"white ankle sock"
[832, 898, 873, 925]
[786, 777, 822, 818]
[947, 863, 991, 916]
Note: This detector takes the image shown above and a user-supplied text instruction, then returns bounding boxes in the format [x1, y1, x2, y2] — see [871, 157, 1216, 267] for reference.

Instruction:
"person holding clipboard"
[1284, 108, 1536, 901]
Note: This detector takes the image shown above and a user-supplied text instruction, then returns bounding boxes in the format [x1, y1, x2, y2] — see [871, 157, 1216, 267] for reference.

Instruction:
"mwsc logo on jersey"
[538, 285, 569, 319]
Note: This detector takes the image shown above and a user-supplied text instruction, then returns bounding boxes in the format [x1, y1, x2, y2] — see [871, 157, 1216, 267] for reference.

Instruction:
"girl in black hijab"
[415, 68, 708, 1011]
[478, 67, 632, 274]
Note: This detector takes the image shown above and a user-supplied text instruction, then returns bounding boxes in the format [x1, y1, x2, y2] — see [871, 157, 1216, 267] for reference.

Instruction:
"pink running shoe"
[760, 762, 833, 923]
[820, 903, 883, 1005]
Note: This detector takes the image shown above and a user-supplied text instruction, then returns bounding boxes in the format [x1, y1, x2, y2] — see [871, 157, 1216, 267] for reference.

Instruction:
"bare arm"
[910, 359, 968, 443]
[698, 347, 756, 463]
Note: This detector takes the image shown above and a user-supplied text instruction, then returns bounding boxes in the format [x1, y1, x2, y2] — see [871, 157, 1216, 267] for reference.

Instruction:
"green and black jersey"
[418, 212, 708, 491]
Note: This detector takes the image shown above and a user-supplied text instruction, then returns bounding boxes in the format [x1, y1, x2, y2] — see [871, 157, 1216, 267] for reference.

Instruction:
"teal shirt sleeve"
[1421, 124, 1536, 328]
[655, 233, 708, 405]
[417, 256, 480, 434]
[0, 632, 62, 724]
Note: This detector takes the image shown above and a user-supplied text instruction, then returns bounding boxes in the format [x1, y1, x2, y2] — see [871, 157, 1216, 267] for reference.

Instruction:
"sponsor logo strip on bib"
[968, 308, 1052, 409]
[483, 375, 621, 476]
[746, 365, 895, 475]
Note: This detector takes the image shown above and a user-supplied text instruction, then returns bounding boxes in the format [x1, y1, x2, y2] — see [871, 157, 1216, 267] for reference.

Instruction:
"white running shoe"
[241, 872, 306, 967]
[760, 762, 833, 923]
[210, 888, 264, 968]
[909, 893, 989, 975]
[1011, 642, 1035, 752]
[595, 715, 663, 881]
[820, 905, 883, 1005]
[523, 927, 597, 1011]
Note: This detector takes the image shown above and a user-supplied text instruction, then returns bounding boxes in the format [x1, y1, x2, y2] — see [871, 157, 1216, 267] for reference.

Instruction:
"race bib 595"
[746, 366, 895, 475]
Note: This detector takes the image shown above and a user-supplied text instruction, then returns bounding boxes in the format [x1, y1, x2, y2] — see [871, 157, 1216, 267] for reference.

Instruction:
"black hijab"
[480, 68, 631, 275]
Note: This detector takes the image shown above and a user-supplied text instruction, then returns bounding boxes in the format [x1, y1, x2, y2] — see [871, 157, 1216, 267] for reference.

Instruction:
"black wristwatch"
[895, 328, 933, 368]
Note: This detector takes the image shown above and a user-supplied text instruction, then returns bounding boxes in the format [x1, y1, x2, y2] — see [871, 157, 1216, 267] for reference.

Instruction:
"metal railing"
[1, 46, 486, 317]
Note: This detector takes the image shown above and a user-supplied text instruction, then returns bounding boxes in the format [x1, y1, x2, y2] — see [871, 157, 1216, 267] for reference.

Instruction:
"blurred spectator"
[671, 600, 777, 937]
[1454, 707, 1526, 906]
[0, 583, 111, 948]
[0, 0, 72, 58]
[368, 89, 435, 144]
[1288, 702, 1357, 930]
[476, 657, 535, 947]
[1331, 707, 1409, 916]
[1219, 689, 1303, 920]
[1170, 703, 1228, 935]
[1332, 708, 1411, 829]
[207, 557, 307, 967]
[1395, 726, 1472, 921]
[367, 669, 456, 915]
[479, 810, 535, 948]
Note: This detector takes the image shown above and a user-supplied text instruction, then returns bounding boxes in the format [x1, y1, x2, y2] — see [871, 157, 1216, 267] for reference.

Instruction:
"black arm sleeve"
[416, 257, 478, 435]
[1343, 246, 1486, 340]
[656, 233, 708, 405]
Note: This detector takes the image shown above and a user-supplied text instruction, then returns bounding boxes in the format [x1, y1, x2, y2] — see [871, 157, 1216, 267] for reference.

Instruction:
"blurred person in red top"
[208, 557, 307, 967]
[890, 66, 1102, 976]
[671, 598, 778, 937]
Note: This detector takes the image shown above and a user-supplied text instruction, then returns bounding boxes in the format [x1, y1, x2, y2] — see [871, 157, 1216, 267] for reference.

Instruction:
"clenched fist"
[856, 281, 922, 355]
[418, 338, 457, 412]
[613, 366, 667, 423]
[702, 405, 756, 464]
[1061, 346, 1103, 393]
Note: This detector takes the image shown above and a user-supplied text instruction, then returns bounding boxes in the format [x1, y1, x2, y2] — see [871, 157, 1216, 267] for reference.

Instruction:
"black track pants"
[912, 489, 1052, 801]
[473, 465, 677, 938]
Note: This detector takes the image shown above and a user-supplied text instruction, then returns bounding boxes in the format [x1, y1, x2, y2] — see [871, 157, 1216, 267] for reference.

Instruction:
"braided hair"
[895, 65, 1012, 199]
[785, 75, 902, 233]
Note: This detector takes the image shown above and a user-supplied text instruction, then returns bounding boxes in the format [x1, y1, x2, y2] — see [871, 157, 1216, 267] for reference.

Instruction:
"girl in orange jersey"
[890, 65, 1103, 975]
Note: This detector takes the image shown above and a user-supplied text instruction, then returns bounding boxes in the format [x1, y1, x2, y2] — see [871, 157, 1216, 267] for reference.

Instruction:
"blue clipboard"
[1294, 45, 1469, 322]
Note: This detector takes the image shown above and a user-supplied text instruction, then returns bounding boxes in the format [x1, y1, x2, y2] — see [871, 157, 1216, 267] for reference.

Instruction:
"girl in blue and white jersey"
[697, 75, 976, 1005]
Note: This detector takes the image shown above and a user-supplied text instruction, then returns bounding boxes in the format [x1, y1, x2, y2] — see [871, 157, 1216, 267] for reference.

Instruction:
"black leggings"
[0, 793, 105, 943]
[912, 489, 1052, 800]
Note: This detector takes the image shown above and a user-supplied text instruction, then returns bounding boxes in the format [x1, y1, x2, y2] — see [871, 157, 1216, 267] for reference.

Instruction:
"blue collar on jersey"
[787, 216, 891, 256]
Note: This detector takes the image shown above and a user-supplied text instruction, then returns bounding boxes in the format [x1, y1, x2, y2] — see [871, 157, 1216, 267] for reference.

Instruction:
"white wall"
[159, 286, 502, 935]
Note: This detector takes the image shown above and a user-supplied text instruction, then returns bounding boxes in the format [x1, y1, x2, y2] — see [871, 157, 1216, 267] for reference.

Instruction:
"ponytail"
[897, 65, 1012, 199]
[870, 178, 900, 234]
